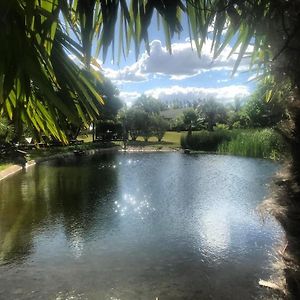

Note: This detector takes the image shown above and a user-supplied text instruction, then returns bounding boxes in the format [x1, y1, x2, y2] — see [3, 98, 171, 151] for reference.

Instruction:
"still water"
[0, 152, 282, 299]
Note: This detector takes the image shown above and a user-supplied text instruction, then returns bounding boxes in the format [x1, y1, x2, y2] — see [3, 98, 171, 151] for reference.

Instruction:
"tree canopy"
[2, 1, 300, 296]
[2, 0, 299, 143]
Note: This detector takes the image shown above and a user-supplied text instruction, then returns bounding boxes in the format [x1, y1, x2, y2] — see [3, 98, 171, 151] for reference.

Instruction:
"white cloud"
[103, 62, 148, 83]
[119, 91, 142, 106]
[119, 85, 250, 105]
[104, 39, 251, 83]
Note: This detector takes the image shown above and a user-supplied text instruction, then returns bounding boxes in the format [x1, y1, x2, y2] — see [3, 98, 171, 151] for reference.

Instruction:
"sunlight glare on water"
[0, 152, 282, 300]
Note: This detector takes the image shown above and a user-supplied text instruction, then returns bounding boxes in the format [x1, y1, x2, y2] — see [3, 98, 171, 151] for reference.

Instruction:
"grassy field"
[134, 131, 182, 148]
[78, 131, 183, 149]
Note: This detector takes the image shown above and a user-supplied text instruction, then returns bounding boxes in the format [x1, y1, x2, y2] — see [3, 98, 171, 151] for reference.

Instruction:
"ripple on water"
[0, 153, 283, 299]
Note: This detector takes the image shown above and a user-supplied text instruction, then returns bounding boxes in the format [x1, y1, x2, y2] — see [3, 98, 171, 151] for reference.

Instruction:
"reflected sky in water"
[0, 153, 282, 299]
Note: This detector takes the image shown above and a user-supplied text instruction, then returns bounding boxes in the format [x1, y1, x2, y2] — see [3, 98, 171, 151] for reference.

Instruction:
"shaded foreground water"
[0, 153, 282, 299]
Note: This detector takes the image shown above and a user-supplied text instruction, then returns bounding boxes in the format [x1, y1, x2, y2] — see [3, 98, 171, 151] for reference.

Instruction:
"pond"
[0, 152, 282, 299]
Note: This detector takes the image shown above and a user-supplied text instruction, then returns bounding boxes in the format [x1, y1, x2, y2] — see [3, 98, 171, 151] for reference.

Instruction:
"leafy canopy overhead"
[0, 0, 297, 141]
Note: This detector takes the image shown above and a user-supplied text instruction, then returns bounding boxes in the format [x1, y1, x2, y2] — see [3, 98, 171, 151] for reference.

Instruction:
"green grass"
[162, 131, 182, 145]
[78, 131, 182, 148]
[218, 128, 286, 160]
[129, 131, 182, 149]
[180, 128, 287, 160]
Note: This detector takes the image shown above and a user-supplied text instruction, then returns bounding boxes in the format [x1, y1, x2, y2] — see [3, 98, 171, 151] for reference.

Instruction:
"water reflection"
[0, 153, 282, 299]
[114, 193, 155, 219]
[0, 153, 119, 264]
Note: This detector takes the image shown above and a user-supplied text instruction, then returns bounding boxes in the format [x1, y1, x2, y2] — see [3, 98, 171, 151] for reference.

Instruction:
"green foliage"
[218, 129, 286, 160]
[151, 115, 169, 141]
[182, 109, 200, 130]
[0, 117, 14, 143]
[1, 0, 297, 144]
[181, 129, 232, 151]
[133, 95, 166, 114]
[122, 96, 170, 141]
[181, 128, 286, 160]
[197, 99, 228, 131]
[125, 108, 149, 141]
[241, 80, 289, 128]
[95, 78, 123, 120]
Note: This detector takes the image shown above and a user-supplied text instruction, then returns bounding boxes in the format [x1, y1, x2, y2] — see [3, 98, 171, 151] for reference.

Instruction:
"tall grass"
[218, 129, 286, 159]
[181, 128, 287, 159]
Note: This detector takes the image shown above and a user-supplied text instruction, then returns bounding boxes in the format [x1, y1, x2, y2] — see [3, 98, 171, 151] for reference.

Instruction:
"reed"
[181, 128, 286, 159]
[218, 129, 286, 159]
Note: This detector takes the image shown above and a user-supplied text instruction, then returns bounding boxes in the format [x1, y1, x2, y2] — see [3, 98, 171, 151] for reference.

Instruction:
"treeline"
[171, 82, 288, 132]
[118, 95, 169, 142]
[179, 80, 290, 159]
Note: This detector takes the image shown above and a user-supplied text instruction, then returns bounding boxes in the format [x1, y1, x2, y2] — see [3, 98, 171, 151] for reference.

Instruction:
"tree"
[2, 0, 300, 296]
[96, 78, 123, 120]
[197, 99, 228, 131]
[0, 117, 14, 144]
[181, 109, 200, 133]
[125, 108, 149, 141]
[133, 95, 166, 114]
[151, 115, 169, 142]
[241, 80, 288, 128]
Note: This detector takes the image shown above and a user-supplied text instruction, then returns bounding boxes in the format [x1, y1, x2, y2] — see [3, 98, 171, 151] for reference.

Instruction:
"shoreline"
[0, 146, 119, 182]
[0, 144, 280, 182]
[0, 145, 179, 182]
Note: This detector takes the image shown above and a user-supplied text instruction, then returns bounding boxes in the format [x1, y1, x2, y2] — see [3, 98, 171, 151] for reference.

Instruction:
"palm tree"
[2, 0, 300, 296]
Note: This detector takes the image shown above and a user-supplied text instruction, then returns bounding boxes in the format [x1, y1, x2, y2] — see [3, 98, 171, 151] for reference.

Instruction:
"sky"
[90, 15, 256, 106]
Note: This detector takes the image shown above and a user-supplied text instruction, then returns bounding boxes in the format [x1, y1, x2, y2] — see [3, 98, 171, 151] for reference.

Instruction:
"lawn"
[78, 131, 183, 149]
[136, 131, 182, 145]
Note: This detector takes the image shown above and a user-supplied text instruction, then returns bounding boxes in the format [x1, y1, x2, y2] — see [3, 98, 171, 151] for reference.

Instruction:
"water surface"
[0, 153, 282, 299]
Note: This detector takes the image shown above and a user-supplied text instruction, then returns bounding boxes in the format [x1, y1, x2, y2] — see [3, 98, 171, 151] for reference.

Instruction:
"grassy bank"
[0, 129, 284, 173]
[0, 132, 182, 171]
[181, 128, 287, 160]
[27, 141, 117, 160]
[0, 163, 13, 172]
[80, 131, 182, 150]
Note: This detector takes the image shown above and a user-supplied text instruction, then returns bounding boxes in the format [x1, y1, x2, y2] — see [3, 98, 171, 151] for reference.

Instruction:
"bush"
[0, 117, 14, 143]
[181, 128, 287, 159]
[180, 129, 232, 151]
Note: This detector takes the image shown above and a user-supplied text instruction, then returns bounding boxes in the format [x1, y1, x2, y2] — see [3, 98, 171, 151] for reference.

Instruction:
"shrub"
[181, 128, 287, 159]
[180, 129, 232, 151]
[218, 128, 286, 159]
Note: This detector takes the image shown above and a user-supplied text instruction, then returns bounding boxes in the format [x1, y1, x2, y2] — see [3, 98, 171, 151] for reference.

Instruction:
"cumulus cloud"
[119, 85, 250, 105]
[103, 62, 148, 83]
[104, 39, 251, 83]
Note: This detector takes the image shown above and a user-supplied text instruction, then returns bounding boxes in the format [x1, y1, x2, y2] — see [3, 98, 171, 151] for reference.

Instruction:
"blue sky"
[91, 15, 256, 106]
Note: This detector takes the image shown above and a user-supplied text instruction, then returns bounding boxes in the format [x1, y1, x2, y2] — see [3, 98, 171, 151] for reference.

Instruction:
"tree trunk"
[264, 89, 300, 298]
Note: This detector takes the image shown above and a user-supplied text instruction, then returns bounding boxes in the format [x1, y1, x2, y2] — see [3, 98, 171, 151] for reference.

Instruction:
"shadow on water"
[0, 153, 119, 264]
[0, 152, 283, 299]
